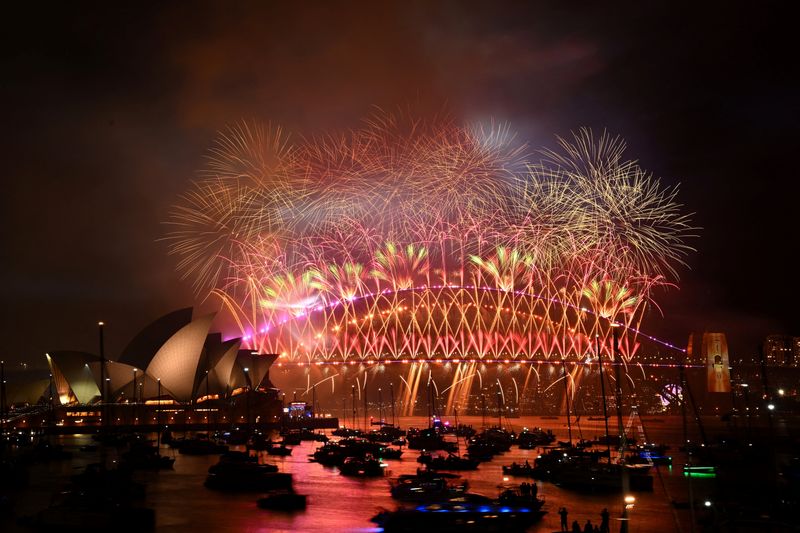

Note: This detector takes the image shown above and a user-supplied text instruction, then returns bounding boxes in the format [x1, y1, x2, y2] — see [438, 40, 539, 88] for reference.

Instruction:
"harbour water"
[5, 415, 724, 532]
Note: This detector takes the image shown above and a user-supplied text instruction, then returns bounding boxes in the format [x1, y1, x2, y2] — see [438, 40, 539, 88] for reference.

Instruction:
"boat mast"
[611, 325, 627, 454]
[390, 383, 396, 427]
[351, 385, 356, 431]
[481, 393, 487, 428]
[0, 360, 5, 437]
[597, 334, 611, 462]
[363, 381, 368, 431]
[612, 325, 632, 533]
[378, 388, 383, 424]
[561, 359, 572, 445]
[679, 362, 696, 532]
[427, 382, 432, 428]
[454, 406, 461, 456]
[48, 369, 55, 430]
[496, 388, 502, 428]
[98, 321, 107, 435]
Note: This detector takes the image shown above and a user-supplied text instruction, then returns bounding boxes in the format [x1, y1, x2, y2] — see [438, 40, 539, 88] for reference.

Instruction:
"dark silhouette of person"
[572, 519, 581, 533]
[584, 519, 593, 533]
[559, 507, 569, 531]
[600, 508, 610, 533]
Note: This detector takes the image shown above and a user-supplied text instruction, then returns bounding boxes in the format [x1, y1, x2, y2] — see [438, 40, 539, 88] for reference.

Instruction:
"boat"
[515, 427, 555, 449]
[0, 458, 29, 488]
[553, 461, 654, 492]
[592, 434, 637, 447]
[683, 464, 716, 476]
[389, 472, 468, 502]
[219, 450, 258, 463]
[530, 444, 609, 480]
[257, 490, 307, 511]
[406, 428, 457, 452]
[626, 448, 672, 466]
[331, 427, 363, 438]
[312, 438, 402, 466]
[23, 490, 155, 531]
[502, 462, 535, 477]
[120, 446, 175, 470]
[70, 463, 146, 500]
[267, 444, 292, 456]
[205, 462, 292, 491]
[371, 501, 545, 532]
[246, 434, 273, 451]
[209, 460, 278, 474]
[495, 483, 544, 510]
[338, 455, 387, 477]
[281, 432, 302, 446]
[290, 428, 328, 442]
[175, 436, 228, 455]
[426, 453, 480, 471]
[22, 441, 73, 463]
[465, 428, 512, 459]
[217, 429, 250, 445]
[367, 423, 406, 443]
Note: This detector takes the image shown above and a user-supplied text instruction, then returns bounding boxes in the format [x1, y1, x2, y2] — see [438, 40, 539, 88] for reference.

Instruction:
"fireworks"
[165, 110, 696, 365]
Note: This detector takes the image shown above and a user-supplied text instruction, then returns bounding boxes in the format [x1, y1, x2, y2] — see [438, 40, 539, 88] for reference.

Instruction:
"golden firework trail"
[166, 111, 696, 377]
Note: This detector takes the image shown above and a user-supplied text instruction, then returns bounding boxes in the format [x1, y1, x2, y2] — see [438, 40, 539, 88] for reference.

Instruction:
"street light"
[621, 495, 635, 533]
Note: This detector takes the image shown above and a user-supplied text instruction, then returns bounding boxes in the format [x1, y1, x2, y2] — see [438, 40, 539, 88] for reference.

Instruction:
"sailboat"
[542, 332, 654, 492]
[422, 408, 480, 471]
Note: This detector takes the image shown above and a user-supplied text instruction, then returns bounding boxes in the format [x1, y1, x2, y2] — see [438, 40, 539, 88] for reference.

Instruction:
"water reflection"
[8, 416, 717, 532]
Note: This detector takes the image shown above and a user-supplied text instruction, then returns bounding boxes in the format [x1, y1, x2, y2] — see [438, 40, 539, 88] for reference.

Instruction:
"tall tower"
[703, 332, 731, 393]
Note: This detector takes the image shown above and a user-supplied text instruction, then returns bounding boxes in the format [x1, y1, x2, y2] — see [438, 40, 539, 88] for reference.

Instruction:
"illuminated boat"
[338, 455, 387, 477]
[626, 449, 672, 466]
[426, 453, 479, 471]
[368, 423, 406, 443]
[371, 501, 545, 532]
[331, 427, 363, 438]
[515, 427, 555, 449]
[312, 438, 402, 466]
[406, 428, 458, 452]
[389, 472, 467, 502]
[682, 464, 716, 476]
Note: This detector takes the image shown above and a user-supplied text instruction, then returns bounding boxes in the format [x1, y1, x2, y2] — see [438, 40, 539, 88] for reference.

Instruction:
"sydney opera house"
[4, 308, 283, 429]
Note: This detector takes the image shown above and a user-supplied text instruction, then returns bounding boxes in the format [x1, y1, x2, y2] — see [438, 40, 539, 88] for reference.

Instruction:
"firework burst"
[165, 111, 696, 363]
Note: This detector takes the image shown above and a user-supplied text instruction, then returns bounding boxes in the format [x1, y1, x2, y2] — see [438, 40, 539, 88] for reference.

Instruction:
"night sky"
[2, 1, 797, 367]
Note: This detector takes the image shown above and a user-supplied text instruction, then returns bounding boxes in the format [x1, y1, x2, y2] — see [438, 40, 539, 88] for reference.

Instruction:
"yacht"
[371, 501, 545, 532]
